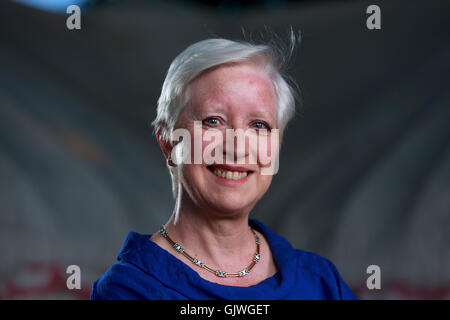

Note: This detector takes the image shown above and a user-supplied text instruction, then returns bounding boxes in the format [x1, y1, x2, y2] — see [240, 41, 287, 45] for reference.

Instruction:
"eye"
[203, 117, 220, 126]
[251, 121, 271, 130]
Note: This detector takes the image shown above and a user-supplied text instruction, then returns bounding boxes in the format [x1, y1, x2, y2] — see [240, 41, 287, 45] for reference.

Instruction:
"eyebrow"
[248, 108, 276, 122]
[196, 100, 276, 122]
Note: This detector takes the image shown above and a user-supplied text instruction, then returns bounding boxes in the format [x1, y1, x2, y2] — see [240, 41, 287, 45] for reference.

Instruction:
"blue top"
[91, 219, 356, 300]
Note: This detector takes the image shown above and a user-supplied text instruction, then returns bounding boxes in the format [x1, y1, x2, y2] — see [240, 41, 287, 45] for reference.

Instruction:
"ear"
[155, 127, 172, 161]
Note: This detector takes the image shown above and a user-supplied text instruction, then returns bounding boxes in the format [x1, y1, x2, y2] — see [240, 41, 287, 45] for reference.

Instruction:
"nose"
[222, 126, 250, 164]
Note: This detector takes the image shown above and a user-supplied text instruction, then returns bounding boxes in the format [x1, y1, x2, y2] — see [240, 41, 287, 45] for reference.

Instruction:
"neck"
[164, 191, 256, 268]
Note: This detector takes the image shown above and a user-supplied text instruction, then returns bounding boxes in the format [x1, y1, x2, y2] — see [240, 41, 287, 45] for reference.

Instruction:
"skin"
[151, 61, 280, 287]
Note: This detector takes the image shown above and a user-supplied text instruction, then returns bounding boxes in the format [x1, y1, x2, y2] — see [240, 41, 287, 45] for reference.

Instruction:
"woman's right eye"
[203, 118, 220, 126]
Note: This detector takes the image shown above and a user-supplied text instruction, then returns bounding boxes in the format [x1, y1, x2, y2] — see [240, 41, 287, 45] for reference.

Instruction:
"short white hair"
[152, 35, 300, 142]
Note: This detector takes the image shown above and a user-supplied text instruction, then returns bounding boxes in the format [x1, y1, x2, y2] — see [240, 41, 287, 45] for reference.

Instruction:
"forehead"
[186, 62, 277, 116]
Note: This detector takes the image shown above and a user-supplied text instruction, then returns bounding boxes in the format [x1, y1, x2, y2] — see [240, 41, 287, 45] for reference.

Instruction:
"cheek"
[249, 173, 273, 203]
[259, 174, 273, 188]
[255, 133, 280, 168]
[179, 163, 202, 186]
[178, 164, 210, 199]
[202, 132, 216, 155]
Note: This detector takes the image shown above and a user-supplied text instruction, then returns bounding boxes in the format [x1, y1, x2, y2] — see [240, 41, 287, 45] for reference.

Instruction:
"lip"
[206, 165, 254, 185]
[208, 164, 254, 173]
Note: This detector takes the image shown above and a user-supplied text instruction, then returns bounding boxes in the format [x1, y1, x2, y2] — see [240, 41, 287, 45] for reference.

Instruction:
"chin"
[203, 190, 258, 216]
[209, 203, 254, 217]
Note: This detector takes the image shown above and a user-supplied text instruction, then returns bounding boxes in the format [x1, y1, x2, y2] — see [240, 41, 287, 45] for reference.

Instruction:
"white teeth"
[212, 169, 249, 180]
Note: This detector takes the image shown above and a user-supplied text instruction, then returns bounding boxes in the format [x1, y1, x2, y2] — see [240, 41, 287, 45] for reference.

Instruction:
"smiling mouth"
[207, 165, 253, 181]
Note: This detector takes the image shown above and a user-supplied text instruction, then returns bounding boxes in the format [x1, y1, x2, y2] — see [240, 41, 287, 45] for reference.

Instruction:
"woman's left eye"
[251, 121, 270, 130]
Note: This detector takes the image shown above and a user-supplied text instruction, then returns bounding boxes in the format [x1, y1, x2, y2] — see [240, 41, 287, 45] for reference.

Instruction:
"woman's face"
[172, 62, 279, 216]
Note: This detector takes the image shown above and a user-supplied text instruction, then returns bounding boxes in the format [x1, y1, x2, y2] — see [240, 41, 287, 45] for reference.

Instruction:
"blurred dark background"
[0, 0, 449, 299]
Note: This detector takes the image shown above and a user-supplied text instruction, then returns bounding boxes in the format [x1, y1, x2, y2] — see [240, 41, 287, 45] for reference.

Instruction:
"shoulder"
[91, 231, 176, 300]
[293, 249, 356, 300]
[249, 219, 355, 299]
[91, 260, 170, 300]
[295, 249, 338, 277]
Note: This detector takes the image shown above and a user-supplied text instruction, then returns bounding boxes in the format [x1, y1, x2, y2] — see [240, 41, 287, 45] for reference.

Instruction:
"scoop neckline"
[146, 219, 282, 290]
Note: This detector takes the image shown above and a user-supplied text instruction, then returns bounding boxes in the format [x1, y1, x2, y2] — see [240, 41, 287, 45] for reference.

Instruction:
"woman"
[91, 37, 355, 299]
